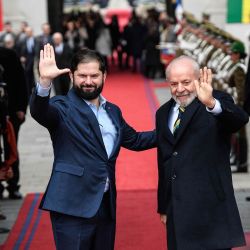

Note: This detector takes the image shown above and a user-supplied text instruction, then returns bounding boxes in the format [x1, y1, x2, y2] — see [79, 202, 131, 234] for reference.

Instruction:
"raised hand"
[194, 67, 215, 109]
[39, 44, 70, 88]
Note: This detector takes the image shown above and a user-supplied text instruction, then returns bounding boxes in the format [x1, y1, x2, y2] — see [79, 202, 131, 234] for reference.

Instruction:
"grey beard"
[173, 92, 197, 107]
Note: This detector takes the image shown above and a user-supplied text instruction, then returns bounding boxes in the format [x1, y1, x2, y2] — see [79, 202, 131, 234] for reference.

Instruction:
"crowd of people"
[0, 5, 250, 249]
[0, 8, 180, 92]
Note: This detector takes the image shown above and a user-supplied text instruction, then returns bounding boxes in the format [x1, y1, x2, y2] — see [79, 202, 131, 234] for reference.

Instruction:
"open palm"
[194, 67, 215, 108]
[39, 44, 70, 87]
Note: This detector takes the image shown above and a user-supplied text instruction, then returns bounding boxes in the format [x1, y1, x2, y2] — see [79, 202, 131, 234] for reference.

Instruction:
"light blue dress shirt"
[84, 95, 117, 158]
[36, 83, 117, 191]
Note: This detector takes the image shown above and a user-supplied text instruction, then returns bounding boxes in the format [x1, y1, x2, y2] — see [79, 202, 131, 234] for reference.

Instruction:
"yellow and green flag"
[227, 0, 250, 23]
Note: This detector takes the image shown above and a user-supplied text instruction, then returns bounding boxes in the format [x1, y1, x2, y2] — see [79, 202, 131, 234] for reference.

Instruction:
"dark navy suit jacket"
[30, 88, 156, 219]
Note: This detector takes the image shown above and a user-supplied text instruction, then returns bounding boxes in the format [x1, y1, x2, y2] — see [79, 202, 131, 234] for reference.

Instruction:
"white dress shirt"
[168, 99, 222, 133]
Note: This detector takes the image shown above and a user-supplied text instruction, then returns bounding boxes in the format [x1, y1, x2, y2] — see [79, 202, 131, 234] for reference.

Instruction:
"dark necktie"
[173, 106, 185, 137]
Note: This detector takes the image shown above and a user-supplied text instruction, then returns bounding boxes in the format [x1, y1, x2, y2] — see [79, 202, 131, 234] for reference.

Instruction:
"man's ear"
[103, 72, 107, 81]
[69, 71, 73, 83]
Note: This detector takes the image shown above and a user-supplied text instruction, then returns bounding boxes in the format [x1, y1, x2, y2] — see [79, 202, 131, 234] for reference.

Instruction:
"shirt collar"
[173, 102, 180, 112]
[83, 94, 107, 108]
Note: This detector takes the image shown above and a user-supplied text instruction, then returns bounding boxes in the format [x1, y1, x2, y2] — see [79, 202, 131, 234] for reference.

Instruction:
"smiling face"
[70, 61, 106, 103]
[167, 57, 199, 107]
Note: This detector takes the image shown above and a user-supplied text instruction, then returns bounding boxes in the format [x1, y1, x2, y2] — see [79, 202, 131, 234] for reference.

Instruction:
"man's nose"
[85, 76, 92, 84]
[176, 83, 184, 92]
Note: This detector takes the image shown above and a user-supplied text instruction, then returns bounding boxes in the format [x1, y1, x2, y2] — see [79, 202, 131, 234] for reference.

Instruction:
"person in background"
[3, 34, 17, 52]
[15, 21, 29, 55]
[20, 26, 37, 99]
[129, 13, 147, 73]
[64, 20, 81, 53]
[0, 46, 28, 199]
[108, 15, 121, 65]
[35, 23, 53, 57]
[216, 41, 248, 172]
[52, 32, 73, 95]
[95, 17, 112, 72]
[0, 21, 16, 47]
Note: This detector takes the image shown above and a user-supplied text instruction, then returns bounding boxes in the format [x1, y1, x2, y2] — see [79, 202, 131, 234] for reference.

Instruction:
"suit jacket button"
[172, 174, 177, 180]
[173, 152, 178, 156]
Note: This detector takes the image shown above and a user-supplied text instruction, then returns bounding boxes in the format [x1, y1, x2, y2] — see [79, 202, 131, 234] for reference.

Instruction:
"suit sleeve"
[29, 89, 60, 129]
[214, 91, 249, 133]
[120, 116, 156, 151]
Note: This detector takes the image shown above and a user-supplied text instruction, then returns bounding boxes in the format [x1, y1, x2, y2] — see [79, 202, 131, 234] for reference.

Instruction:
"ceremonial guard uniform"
[219, 41, 248, 172]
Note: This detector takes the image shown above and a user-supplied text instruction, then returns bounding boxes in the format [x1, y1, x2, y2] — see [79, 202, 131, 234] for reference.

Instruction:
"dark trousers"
[50, 192, 115, 250]
[166, 201, 177, 250]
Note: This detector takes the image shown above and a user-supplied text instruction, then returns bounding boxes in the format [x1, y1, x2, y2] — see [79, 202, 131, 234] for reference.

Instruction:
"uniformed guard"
[222, 41, 248, 172]
[168, 16, 248, 172]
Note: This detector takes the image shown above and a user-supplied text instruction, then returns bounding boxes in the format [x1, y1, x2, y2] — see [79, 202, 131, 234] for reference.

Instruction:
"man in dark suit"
[30, 44, 156, 250]
[156, 56, 248, 250]
[19, 26, 37, 99]
[35, 23, 53, 56]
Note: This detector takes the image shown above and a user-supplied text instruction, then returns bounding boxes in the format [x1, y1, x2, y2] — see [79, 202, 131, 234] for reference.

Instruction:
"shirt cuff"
[36, 82, 51, 97]
[206, 99, 222, 115]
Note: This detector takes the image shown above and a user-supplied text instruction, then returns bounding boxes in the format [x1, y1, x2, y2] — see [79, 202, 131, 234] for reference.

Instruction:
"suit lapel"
[67, 89, 107, 152]
[105, 102, 120, 157]
[174, 98, 200, 143]
[161, 99, 175, 145]
[161, 98, 201, 145]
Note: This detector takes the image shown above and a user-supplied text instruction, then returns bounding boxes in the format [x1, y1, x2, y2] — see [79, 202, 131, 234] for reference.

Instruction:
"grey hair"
[165, 55, 200, 80]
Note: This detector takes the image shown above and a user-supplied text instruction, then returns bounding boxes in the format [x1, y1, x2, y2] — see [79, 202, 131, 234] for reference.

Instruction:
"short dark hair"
[70, 48, 106, 74]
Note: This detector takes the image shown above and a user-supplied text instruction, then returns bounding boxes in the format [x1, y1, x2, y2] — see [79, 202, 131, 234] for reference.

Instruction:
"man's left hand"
[194, 67, 215, 109]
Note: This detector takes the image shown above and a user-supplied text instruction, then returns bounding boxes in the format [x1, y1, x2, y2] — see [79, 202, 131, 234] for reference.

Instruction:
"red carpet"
[116, 190, 166, 250]
[3, 193, 250, 250]
[2, 191, 167, 250]
[103, 71, 157, 190]
[2, 193, 54, 250]
[2, 72, 250, 249]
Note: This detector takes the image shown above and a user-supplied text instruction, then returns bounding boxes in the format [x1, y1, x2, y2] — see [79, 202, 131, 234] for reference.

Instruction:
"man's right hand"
[160, 214, 167, 225]
[39, 44, 70, 88]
